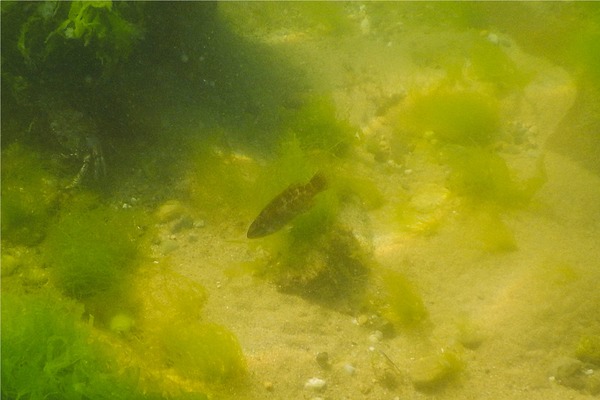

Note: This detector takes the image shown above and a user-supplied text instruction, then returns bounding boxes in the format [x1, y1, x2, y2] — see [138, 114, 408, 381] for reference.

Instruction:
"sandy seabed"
[143, 18, 600, 400]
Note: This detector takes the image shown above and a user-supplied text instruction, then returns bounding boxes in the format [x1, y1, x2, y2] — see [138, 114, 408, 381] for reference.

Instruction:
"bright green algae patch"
[1, 290, 151, 400]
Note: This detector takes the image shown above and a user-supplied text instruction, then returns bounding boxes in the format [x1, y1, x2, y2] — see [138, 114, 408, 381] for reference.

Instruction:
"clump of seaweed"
[280, 94, 356, 157]
[44, 194, 145, 300]
[365, 268, 428, 331]
[1, 290, 152, 400]
[441, 145, 545, 208]
[1, 142, 60, 246]
[410, 348, 464, 391]
[158, 321, 246, 384]
[398, 88, 500, 147]
[253, 211, 372, 311]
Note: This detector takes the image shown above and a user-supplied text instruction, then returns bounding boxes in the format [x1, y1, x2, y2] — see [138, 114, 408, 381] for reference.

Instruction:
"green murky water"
[2, 3, 600, 399]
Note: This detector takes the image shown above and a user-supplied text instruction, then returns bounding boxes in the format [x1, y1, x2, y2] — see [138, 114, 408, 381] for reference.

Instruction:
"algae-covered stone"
[549, 357, 589, 392]
[155, 200, 185, 223]
[549, 357, 600, 394]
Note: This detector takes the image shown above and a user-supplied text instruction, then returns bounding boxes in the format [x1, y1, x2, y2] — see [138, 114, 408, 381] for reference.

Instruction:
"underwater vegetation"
[366, 268, 428, 330]
[444, 146, 512, 202]
[400, 89, 500, 147]
[469, 39, 532, 91]
[3, 1, 144, 81]
[159, 321, 246, 384]
[576, 335, 600, 365]
[251, 205, 371, 310]
[386, 80, 547, 252]
[469, 209, 517, 252]
[1, 290, 154, 400]
[394, 85, 546, 209]
[409, 348, 464, 391]
[185, 132, 268, 223]
[127, 268, 245, 396]
[1, 143, 59, 246]
[187, 94, 354, 223]
[279, 94, 357, 157]
[43, 195, 144, 300]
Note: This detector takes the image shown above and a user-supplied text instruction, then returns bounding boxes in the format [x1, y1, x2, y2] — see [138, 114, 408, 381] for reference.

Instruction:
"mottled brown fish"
[247, 172, 328, 238]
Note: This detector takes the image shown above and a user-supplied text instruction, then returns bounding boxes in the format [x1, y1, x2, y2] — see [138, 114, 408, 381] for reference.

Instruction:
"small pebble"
[487, 32, 499, 45]
[170, 215, 194, 233]
[368, 330, 383, 343]
[155, 200, 184, 223]
[343, 363, 356, 375]
[158, 238, 179, 255]
[316, 352, 330, 369]
[355, 314, 369, 326]
[304, 377, 327, 391]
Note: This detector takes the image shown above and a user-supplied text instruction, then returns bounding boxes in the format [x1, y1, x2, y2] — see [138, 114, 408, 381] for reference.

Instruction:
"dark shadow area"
[108, 2, 308, 153]
[2, 2, 310, 197]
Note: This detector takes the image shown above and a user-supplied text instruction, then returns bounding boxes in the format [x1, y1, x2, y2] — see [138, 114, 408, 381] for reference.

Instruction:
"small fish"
[247, 172, 328, 239]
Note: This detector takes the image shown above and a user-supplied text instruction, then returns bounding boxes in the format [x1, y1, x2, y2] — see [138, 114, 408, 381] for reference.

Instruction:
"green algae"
[12, 1, 144, 77]
[280, 94, 356, 157]
[1, 290, 154, 400]
[159, 321, 246, 383]
[367, 268, 428, 329]
[442, 145, 545, 207]
[410, 349, 464, 391]
[187, 134, 262, 217]
[470, 39, 531, 91]
[251, 210, 370, 309]
[576, 335, 600, 365]
[402, 89, 500, 147]
[43, 195, 144, 299]
[1, 143, 60, 246]
[471, 209, 517, 253]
